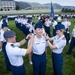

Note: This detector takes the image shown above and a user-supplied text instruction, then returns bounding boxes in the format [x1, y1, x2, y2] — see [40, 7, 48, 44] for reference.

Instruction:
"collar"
[35, 35, 43, 41]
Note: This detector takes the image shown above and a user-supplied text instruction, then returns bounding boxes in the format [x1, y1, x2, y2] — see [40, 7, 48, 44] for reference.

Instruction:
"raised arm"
[26, 34, 34, 54]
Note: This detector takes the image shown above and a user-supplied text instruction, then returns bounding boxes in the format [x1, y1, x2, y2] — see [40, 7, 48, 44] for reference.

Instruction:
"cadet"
[0, 16, 8, 27]
[62, 15, 71, 43]
[28, 22, 46, 65]
[52, 17, 57, 36]
[45, 17, 51, 37]
[53, 17, 62, 36]
[27, 19, 33, 33]
[4, 30, 34, 75]
[17, 16, 22, 31]
[44, 24, 66, 75]
[67, 25, 75, 57]
[0, 23, 11, 71]
[22, 15, 28, 25]
[28, 22, 35, 65]
[31, 22, 48, 75]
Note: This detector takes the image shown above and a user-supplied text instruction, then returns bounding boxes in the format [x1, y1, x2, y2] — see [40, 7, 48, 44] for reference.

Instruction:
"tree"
[62, 8, 75, 12]
[0, 8, 3, 11]
[16, 5, 20, 10]
[62, 8, 65, 12]
[71, 9, 74, 12]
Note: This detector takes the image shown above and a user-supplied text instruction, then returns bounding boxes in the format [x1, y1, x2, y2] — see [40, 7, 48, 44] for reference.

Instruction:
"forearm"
[0, 41, 2, 48]
[47, 40, 56, 49]
[49, 38, 53, 41]
[20, 38, 27, 46]
[26, 38, 34, 54]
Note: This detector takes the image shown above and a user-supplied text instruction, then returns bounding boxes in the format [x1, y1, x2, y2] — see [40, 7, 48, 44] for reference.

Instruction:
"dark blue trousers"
[15, 21, 18, 27]
[67, 37, 75, 54]
[11, 64, 26, 75]
[45, 27, 50, 37]
[22, 25, 30, 36]
[52, 52, 63, 75]
[17, 23, 22, 31]
[32, 52, 46, 75]
[64, 29, 70, 44]
[2, 42, 11, 71]
[53, 29, 56, 36]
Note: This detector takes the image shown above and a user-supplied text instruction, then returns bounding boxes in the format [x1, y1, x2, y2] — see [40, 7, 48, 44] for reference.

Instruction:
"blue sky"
[15, 0, 75, 6]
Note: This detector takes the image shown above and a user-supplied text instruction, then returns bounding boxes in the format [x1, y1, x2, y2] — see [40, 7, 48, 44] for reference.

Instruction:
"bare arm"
[26, 34, 34, 54]
[19, 39, 27, 47]
[49, 38, 53, 41]
[19, 34, 31, 46]
[0, 41, 3, 48]
[43, 33, 53, 41]
[47, 40, 57, 49]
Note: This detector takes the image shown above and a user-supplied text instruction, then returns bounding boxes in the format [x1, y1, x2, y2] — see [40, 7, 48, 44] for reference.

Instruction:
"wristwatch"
[46, 39, 49, 41]
[25, 38, 28, 41]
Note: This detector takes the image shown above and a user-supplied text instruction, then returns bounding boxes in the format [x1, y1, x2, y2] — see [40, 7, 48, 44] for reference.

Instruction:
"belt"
[73, 36, 75, 38]
[33, 52, 45, 56]
[11, 64, 24, 68]
[52, 52, 62, 55]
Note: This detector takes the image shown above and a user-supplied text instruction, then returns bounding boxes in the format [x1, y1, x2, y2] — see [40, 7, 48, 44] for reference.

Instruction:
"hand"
[43, 33, 46, 37]
[26, 34, 31, 40]
[46, 35, 49, 40]
[29, 33, 34, 39]
[43, 33, 49, 39]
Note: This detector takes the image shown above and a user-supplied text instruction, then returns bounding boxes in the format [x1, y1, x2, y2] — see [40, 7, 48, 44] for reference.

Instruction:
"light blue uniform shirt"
[6, 42, 26, 66]
[52, 35, 66, 54]
[0, 29, 6, 42]
[32, 36, 48, 55]
[72, 28, 75, 37]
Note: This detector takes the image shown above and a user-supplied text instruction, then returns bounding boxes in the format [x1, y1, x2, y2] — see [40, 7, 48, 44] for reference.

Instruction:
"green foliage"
[62, 8, 75, 12]
[0, 8, 3, 11]
[0, 18, 75, 75]
[15, 5, 20, 10]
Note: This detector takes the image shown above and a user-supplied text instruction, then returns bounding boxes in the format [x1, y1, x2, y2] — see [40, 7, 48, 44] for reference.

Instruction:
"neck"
[59, 33, 64, 37]
[36, 34, 42, 39]
[7, 39, 13, 43]
[7, 41, 13, 44]
[2, 28, 5, 31]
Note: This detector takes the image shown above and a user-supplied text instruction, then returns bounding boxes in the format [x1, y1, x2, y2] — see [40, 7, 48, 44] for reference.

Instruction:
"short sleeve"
[72, 29, 74, 35]
[0, 33, 4, 41]
[46, 41, 48, 47]
[0, 22, 2, 29]
[68, 21, 71, 26]
[28, 40, 30, 46]
[55, 40, 66, 49]
[8, 47, 27, 56]
[14, 42, 20, 47]
[51, 37, 54, 40]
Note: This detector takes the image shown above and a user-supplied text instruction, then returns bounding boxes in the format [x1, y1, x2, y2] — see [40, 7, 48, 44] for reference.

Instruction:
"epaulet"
[11, 44, 16, 48]
[62, 37, 66, 40]
[34, 34, 36, 35]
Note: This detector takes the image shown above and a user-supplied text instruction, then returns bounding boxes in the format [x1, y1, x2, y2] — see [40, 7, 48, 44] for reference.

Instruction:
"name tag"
[42, 42, 45, 44]
[36, 43, 40, 45]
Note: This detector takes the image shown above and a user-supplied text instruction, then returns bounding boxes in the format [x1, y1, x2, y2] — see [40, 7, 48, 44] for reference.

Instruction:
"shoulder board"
[36, 43, 40, 44]
[11, 44, 16, 48]
[34, 34, 36, 35]
[62, 37, 66, 40]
